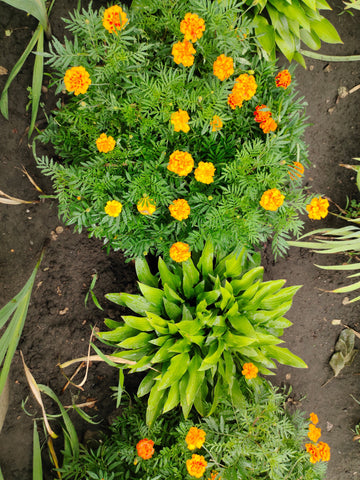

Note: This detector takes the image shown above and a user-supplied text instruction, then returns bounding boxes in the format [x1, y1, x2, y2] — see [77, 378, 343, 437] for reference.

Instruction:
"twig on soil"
[61, 361, 86, 393]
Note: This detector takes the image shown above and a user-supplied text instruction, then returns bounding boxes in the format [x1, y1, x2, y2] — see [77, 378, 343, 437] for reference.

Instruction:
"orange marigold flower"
[260, 188, 285, 211]
[170, 242, 191, 263]
[306, 197, 329, 220]
[308, 424, 322, 443]
[288, 161, 304, 179]
[180, 12, 205, 43]
[275, 69, 291, 89]
[186, 454, 208, 478]
[260, 117, 277, 134]
[136, 438, 155, 460]
[207, 472, 221, 480]
[171, 109, 190, 133]
[305, 443, 321, 464]
[310, 412, 319, 425]
[103, 5, 128, 34]
[64, 66, 91, 96]
[137, 195, 156, 216]
[241, 362, 258, 379]
[194, 161, 215, 184]
[213, 54, 234, 81]
[254, 104, 272, 124]
[96, 133, 116, 153]
[233, 74, 257, 101]
[318, 441, 331, 462]
[185, 427, 206, 450]
[105, 199, 122, 217]
[210, 115, 223, 132]
[227, 91, 243, 110]
[172, 40, 196, 67]
[168, 150, 194, 176]
[169, 199, 191, 221]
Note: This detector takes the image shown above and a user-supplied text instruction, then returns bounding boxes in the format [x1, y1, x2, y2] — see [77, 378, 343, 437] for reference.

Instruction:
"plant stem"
[300, 49, 360, 62]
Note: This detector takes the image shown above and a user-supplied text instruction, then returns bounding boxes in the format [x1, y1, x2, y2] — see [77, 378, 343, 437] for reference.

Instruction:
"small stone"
[338, 86, 349, 98]
[41, 85, 48, 93]
[323, 64, 332, 73]
[285, 373, 291, 380]
[309, 65, 314, 71]
[326, 421, 334, 432]
[55, 226, 64, 234]
[59, 307, 69, 315]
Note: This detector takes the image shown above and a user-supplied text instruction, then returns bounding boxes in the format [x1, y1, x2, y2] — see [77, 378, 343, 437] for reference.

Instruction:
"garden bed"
[0, 0, 360, 478]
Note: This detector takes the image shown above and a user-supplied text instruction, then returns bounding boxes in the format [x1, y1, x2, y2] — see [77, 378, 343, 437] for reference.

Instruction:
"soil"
[0, 1, 360, 478]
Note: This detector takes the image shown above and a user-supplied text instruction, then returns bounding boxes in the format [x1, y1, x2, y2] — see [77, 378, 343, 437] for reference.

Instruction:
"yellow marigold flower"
[213, 54, 234, 81]
[260, 188, 285, 211]
[186, 454, 208, 478]
[288, 161, 304, 179]
[105, 199, 122, 217]
[210, 115, 223, 132]
[136, 438, 155, 460]
[233, 74, 257, 101]
[275, 69, 292, 89]
[254, 104, 271, 124]
[171, 109, 190, 133]
[318, 441, 331, 462]
[64, 66, 91, 96]
[170, 242, 191, 263]
[168, 150, 194, 176]
[194, 161, 215, 184]
[310, 412, 319, 425]
[180, 12, 205, 43]
[169, 199, 191, 221]
[306, 197, 329, 220]
[102, 5, 128, 34]
[305, 443, 321, 464]
[96, 133, 116, 153]
[137, 196, 156, 216]
[241, 362, 258, 379]
[185, 427, 206, 450]
[308, 424, 322, 443]
[172, 40, 196, 67]
[260, 117, 277, 134]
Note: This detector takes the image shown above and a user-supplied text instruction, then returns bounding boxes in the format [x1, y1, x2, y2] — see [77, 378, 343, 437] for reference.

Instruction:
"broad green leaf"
[264, 345, 308, 368]
[137, 370, 158, 397]
[224, 247, 247, 278]
[197, 238, 214, 277]
[245, 279, 286, 309]
[222, 350, 235, 388]
[199, 339, 225, 370]
[135, 257, 158, 287]
[228, 315, 256, 336]
[119, 331, 154, 349]
[224, 331, 255, 349]
[197, 290, 220, 305]
[158, 257, 181, 291]
[251, 301, 293, 323]
[252, 331, 283, 346]
[157, 353, 190, 391]
[316, 0, 332, 9]
[146, 382, 167, 425]
[218, 286, 233, 310]
[333, 280, 360, 294]
[97, 325, 138, 342]
[150, 338, 175, 363]
[106, 292, 157, 315]
[292, 51, 307, 68]
[231, 267, 264, 295]
[310, 17, 342, 43]
[208, 376, 224, 416]
[149, 335, 170, 346]
[177, 319, 203, 336]
[179, 372, 192, 418]
[122, 315, 152, 331]
[168, 338, 191, 354]
[238, 280, 261, 302]
[272, 0, 311, 31]
[146, 312, 169, 334]
[302, 0, 317, 9]
[162, 382, 180, 413]
[300, 27, 321, 50]
[163, 297, 182, 320]
[182, 304, 193, 321]
[138, 283, 164, 310]
[104, 318, 122, 329]
[164, 284, 184, 304]
[259, 285, 301, 310]
[254, 16, 276, 58]
[186, 354, 204, 406]
[275, 32, 296, 62]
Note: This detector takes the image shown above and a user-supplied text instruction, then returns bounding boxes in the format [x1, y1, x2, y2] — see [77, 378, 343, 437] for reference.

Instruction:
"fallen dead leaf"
[0, 66, 8, 75]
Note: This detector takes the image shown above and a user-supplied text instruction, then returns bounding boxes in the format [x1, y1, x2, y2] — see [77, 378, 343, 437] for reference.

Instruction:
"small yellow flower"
[186, 454, 208, 478]
[96, 133, 116, 153]
[213, 54, 234, 81]
[310, 412, 319, 425]
[102, 5, 128, 34]
[308, 424, 321, 443]
[210, 115, 223, 132]
[105, 199, 122, 217]
[242, 362, 258, 379]
[180, 12, 205, 43]
[306, 197, 329, 220]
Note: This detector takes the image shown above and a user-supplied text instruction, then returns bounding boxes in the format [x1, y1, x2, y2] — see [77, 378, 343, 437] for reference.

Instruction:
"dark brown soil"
[1, 1, 360, 478]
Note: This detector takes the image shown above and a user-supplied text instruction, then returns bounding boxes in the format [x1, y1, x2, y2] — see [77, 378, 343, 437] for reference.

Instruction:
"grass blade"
[29, 25, 44, 138]
[33, 420, 43, 480]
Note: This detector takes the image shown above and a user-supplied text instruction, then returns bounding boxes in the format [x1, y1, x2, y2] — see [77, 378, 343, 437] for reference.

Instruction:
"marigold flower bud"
[210, 115, 223, 132]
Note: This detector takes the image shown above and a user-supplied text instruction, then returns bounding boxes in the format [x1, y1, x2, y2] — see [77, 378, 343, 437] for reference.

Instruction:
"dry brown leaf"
[59, 354, 136, 369]
[0, 66, 8, 75]
[20, 166, 44, 193]
[0, 189, 38, 205]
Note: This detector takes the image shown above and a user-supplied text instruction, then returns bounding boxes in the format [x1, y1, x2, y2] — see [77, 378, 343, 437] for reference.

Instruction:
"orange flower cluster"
[105, 199, 122, 217]
[194, 161, 215, 184]
[172, 40, 196, 67]
[207, 472, 221, 480]
[288, 161, 304, 179]
[180, 13, 205, 43]
[306, 197, 329, 220]
[228, 74, 257, 109]
[186, 454, 208, 478]
[102, 5, 128, 34]
[241, 362, 258, 379]
[185, 427, 206, 450]
[96, 133, 116, 153]
[64, 66, 91, 96]
[275, 69, 291, 89]
[260, 188, 285, 211]
[254, 105, 277, 134]
[213, 54, 234, 81]
[136, 438, 155, 460]
[169, 241, 191, 262]
[167, 150, 194, 176]
[169, 199, 191, 221]
[137, 196, 156, 216]
[305, 414, 330, 464]
[210, 115, 223, 132]
[171, 109, 190, 133]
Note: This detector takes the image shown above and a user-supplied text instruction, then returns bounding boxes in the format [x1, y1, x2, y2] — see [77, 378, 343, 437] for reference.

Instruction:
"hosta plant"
[36, 0, 311, 260]
[98, 240, 306, 424]
[58, 384, 328, 480]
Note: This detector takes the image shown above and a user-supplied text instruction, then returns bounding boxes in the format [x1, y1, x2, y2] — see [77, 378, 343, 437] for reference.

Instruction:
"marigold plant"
[242, 362, 259, 379]
[38, 0, 313, 259]
[169, 199, 191, 221]
[260, 188, 285, 211]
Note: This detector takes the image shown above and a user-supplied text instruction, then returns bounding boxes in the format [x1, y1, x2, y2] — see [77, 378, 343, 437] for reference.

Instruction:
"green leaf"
[310, 17, 342, 43]
[231, 267, 264, 295]
[186, 354, 204, 406]
[146, 312, 169, 334]
[275, 32, 296, 62]
[254, 16, 276, 58]
[182, 258, 200, 298]
[157, 353, 190, 391]
[224, 247, 247, 278]
[158, 257, 181, 291]
[182, 305, 193, 321]
[197, 238, 214, 277]
[259, 285, 301, 310]
[179, 372, 192, 418]
[164, 284, 184, 304]
[302, 0, 317, 9]
[122, 315, 152, 331]
[251, 301, 293, 323]
[138, 283, 165, 310]
[300, 27, 321, 50]
[199, 339, 225, 370]
[197, 290, 220, 305]
[150, 338, 175, 363]
[168, 338, 191, 354]
[106, 293, 158, 315]
[135, 257, 158, 287]
[264, 345, 308, 368]
[224, 331, 255, 350]
[228, 315, 256, 336]
[146, 382, 167, 426]
[163, 297, 182, 320]
[162, 382, 180, 413]
[137, 370, 158, 397]
[97, 325, 137, 343]
[119, 331, 154, 349]
[33, 421, 42, 480]
[176, 319, 203, 336]
[1, 0, 49, 31]
[245, 279, 287, 310]
[316, 0, 332, 9]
